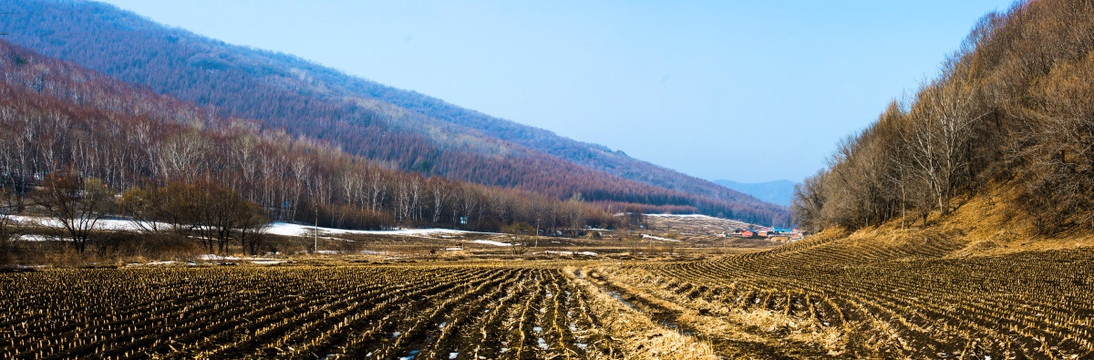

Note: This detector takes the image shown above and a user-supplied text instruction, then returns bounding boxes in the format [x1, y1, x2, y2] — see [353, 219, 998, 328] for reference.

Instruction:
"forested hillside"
[0, 0, 788, 226]
[0, 39, 624, 235]
[794, 0, 1094, 235]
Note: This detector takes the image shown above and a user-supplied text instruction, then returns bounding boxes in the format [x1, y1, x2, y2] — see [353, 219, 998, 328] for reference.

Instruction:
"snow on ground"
[641, 234, 680, 242]
[8, 216, 479, 240]
[265, 222, 475, 238]
[472, 239, 511, 247]
[9, 215, 164, 232]
[17, 234, 63, 242]
[199, 254, 241, 261]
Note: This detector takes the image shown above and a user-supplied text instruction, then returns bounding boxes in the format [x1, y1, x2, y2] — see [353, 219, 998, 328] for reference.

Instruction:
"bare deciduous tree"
[903, 74, 987, 216]
[31, 172, 114, 252]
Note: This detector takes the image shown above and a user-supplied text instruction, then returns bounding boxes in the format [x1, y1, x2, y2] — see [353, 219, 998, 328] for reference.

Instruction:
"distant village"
[723, 227, 803, 241]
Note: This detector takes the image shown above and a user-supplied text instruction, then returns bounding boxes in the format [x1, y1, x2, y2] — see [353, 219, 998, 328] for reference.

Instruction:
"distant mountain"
[0, 0, 788, 225]
[714, 180, 796, 207]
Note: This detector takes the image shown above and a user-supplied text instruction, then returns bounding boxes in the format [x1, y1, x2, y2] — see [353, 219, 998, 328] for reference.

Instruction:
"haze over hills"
[713, 180, 795, 207]
[0, 0, 789, 226]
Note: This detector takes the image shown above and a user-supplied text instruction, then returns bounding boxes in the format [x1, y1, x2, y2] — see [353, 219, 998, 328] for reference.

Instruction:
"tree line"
[0, 40, 624, 253]
[794, 0, 1094, 235]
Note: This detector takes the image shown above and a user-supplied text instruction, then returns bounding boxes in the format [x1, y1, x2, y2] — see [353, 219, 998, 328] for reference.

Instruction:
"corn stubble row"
[0, 266, 623, 360]
[597, 237, 1094, 359]
[2, 239, 1091, 359]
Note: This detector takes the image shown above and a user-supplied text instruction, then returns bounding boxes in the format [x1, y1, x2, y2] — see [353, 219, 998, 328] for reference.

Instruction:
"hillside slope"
[0, 39, 623, 233]
[793, 0, 1094, 235]
[0, 0, 788, 225]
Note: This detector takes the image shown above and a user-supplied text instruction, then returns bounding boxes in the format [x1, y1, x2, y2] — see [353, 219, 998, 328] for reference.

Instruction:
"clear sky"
[99, 0, 1015, 183]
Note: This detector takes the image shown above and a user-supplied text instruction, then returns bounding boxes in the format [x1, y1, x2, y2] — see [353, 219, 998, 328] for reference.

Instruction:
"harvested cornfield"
[3, 238, 1093, 359]
[0, 263, 714, 360]
[593, 237, 1094, 359]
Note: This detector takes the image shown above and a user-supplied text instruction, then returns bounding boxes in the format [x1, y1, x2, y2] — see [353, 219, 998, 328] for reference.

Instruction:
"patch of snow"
[443, 247, 463, 251]
[533, 326, 542, 333]
[265, 222, 311, 237]
[16, 234, 63, 242]
[537, 338, 548, 350]
[638, 233, 678, 240]
[11, 216, 488, 243]
[449, 353, 458, 359]
[266, 222, 478, 238]
[315, 250, 339, 255]
[199, 254, 240, 261]
[576, 343, 587, 350]
[10, 215, 169, 232]
[472, 239, 511, 247]
[359, 250, 386, 255]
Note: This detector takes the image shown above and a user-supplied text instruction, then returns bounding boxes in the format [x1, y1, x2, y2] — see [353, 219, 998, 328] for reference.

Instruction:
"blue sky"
[100, 0, 1015, 183]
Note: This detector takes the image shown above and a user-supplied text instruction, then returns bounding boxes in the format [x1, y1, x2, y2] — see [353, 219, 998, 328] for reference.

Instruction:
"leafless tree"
[31, 172, 114, 252]
[158, 132, 204, 183]
[117, 186, 167, 234]
[902, 74, 987, 215]
[792, 170, 827, 233]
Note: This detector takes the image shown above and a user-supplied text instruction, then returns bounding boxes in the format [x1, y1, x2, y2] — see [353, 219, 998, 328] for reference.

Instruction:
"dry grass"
[562, 266, 720, 360]
[590, 266, 845, 358]
[809, 185, 1094, 259]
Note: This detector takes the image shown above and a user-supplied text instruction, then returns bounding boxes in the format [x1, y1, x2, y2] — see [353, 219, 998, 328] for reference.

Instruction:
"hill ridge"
[0, 0, 789, 225]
